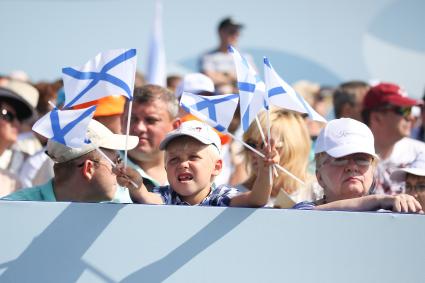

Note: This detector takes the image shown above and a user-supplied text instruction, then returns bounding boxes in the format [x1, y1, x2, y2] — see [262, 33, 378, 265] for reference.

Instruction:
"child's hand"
[256, 139, 280, 172]
[113, 166, 143, 190]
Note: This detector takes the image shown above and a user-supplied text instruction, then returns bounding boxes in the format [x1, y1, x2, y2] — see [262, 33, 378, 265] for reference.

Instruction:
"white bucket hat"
[315, 118, 378, 158]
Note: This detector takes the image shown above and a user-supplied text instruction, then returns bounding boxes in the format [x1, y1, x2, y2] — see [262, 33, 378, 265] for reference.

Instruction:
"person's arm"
[315, 194, 423, 213]
[115, 167, 164, 204]
[230, 142, 279, 208]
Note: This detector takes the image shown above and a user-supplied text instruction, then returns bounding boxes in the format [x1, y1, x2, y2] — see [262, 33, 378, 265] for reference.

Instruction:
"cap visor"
[101, 134, 139, 151]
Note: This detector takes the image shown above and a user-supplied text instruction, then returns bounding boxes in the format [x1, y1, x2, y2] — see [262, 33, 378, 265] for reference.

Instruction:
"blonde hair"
[243, 108, 311, 195]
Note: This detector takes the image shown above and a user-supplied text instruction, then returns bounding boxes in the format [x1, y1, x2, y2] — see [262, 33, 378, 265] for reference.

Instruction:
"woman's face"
[0, 102, 20, 148]
[316, 153, 375, 202]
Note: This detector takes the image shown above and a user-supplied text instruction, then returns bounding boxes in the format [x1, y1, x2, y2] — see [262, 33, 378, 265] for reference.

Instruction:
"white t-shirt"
[375, 137, 425, 195]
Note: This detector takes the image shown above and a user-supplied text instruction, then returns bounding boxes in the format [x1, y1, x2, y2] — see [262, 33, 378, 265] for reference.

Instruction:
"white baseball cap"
[390, 160, 425, 182]
[46, 119, 139, 163]
[175, 73, 215, 98]
[315, 118, 378, 158]
[159, 120, 221, 154]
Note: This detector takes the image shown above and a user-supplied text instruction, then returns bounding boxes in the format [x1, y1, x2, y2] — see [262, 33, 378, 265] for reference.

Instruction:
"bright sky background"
[1, 0, 424, 97]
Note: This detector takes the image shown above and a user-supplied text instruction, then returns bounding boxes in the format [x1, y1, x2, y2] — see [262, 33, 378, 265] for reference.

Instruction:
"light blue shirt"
[2, 179, 133, 203]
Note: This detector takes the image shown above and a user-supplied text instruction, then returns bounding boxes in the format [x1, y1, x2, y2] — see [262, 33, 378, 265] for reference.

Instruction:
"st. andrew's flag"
[263, 57, 327, 123]
[180, 92, 239, 132]
[228, 45, 266, 131]
[32, 106, 97, 148]
[62, 48, 137, 108]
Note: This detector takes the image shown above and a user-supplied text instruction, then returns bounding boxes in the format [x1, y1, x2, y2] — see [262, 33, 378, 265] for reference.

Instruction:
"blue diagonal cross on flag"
[32, 106, 97, 148]
[263, 57, 327, 123]
[180, 92, 239, 132]
[229, 45, 266, 132]
[62, 48, 137, 108]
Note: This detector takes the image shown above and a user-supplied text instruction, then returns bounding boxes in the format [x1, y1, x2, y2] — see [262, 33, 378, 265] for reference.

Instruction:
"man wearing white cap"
[294, 118, 422, 213]
[3, 120, 138, 202]
[117, 120, 279, 207]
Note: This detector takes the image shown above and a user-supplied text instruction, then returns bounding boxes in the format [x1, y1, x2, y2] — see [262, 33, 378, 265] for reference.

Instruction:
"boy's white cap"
[46, 119, 139, 163]
[159, 120, 221, 153]
[175, 73, 215, 98]
[315, 118, 378, 158]
[390, 160, 425, 182]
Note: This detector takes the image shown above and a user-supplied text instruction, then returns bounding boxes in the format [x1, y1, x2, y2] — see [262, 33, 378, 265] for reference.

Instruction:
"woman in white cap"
[391, 160, 425, 209]
[295, 118, 423, 213]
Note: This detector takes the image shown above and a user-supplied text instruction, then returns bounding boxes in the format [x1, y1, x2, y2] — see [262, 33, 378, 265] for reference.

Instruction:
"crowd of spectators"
[1, 16, 425, 214]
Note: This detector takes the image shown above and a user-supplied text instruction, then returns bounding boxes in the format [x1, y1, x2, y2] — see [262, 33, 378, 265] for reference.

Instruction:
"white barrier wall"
[0, 200, 424, 283]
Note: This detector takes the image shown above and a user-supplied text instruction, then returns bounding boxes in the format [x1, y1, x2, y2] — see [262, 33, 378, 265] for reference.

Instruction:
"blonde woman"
[237, 108, 319, 206]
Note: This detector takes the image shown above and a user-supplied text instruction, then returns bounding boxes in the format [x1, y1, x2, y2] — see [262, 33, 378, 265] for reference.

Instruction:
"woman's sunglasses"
[1, 108, 18, 123]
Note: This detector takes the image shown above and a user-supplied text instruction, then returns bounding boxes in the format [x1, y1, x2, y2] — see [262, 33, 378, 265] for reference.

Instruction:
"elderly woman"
[295, 118, 423, 213]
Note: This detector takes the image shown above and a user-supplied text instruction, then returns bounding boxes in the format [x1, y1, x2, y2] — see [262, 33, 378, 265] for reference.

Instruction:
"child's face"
[405, 174, 425, 208]
[165, 136, 222, 205]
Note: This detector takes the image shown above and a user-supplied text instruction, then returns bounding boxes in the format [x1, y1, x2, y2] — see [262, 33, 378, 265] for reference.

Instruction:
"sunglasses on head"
[0, 108, 18, 123]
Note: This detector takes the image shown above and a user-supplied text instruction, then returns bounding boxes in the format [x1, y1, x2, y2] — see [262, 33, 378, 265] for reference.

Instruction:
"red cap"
[363, 82, 421, 110]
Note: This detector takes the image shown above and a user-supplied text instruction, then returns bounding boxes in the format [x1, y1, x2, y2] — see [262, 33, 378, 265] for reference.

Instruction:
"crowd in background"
[1, 17, 424, 213]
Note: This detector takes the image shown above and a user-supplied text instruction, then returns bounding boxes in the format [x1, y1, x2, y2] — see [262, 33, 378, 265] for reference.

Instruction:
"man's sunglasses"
[1, 108, 18, 123]
[378, 106, 412, 117]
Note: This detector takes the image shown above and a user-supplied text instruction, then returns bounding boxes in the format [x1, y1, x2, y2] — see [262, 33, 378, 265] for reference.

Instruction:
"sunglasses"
[325, 155, 373, 167]
[405, 183, 425, 193]
[1, 108, 18, 123]
[379, 106, 412, 117]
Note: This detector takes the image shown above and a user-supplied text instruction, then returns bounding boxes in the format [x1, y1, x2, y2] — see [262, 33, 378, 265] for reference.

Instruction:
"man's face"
[90, 149, 122, 201]
[0, 102, 20, 149]
[219, 27, 240, 46]
[375, 105, 414, 140]
[165, 137, 222, 205]
[128, 99, 175, 161]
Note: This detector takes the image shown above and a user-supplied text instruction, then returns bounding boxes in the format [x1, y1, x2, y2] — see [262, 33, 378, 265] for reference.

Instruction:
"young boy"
[117, 120, 279, 207]
[391, 163, 425, 208]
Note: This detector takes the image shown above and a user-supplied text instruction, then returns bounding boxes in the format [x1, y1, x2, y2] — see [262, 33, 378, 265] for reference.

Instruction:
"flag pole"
[124, 100, 133, 169]
[225, 131, 304, 185]
[95, 146, 138, 188]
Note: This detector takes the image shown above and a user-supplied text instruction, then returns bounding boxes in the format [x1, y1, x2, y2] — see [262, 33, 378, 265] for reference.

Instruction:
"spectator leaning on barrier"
[125, 85, 181, 191]
[361, 82, 425, 195]
[2, 119, 138, 202]
[391, 160, 425, 209]
[238, 108, 320, 207]
[116, 120, 279, 207]
[294, 118, 423, 213]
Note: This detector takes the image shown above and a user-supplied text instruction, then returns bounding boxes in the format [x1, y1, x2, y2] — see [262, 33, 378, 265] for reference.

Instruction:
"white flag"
[62, 48, 137, 108]
[264, 57, 327, 123]
[180, 92, 239, 132]
[228, 45, 266, 131]
[32, 106, 96, 148]
[146, 0, 166, 86]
